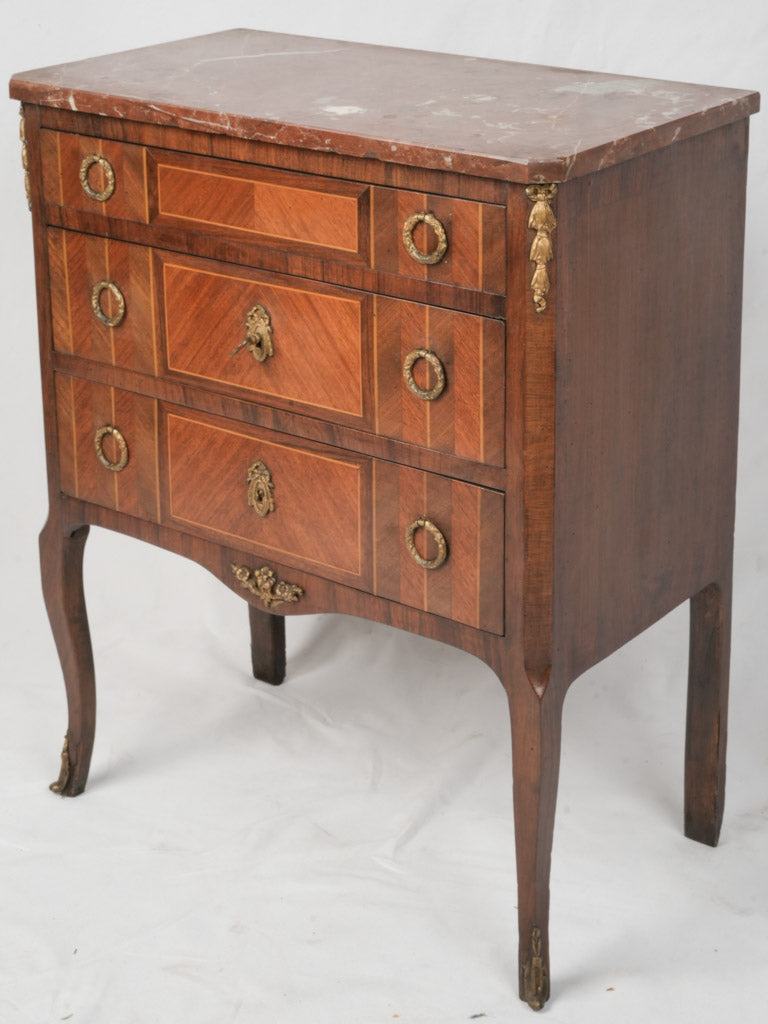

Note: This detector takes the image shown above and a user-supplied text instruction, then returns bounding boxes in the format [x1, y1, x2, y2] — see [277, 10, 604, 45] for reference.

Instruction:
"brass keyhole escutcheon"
[403, 348, 446, 402]
[405, 517, 448, 570]
[79, 153, 116, 202]
[247, 460, 275, 517]
[94, 424, 129, 472]
[402, 212, 448, 265]
[231, 304, 274, 363]
[90, 280, 126, 328]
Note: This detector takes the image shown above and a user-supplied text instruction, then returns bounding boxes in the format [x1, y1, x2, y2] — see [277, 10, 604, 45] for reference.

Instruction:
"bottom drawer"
[372, 461, 504, 635]
[54, 376, 504, 634]
[55, 375, 160, 521]
[164, 409, 371, 586]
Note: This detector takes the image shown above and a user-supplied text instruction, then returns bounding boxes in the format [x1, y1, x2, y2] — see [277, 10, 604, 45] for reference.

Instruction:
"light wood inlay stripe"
[110, 377, 119, 511]
[69, 375, 78, 497]
[475, 486, 482, 627]
[61, 230, 74, 355]
[55, 131, 63, 206]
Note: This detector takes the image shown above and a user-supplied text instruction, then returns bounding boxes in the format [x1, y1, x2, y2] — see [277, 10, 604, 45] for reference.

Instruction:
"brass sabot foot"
[522, 926, 550, 1011]
[50, 732, 71, 794]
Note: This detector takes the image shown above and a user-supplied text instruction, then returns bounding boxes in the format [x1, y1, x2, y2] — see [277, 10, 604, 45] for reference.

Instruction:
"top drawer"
[39, 130, 506, 295]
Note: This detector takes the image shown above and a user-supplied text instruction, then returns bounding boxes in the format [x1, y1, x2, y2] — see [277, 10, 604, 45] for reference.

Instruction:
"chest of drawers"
[10, 30, 759, 1010]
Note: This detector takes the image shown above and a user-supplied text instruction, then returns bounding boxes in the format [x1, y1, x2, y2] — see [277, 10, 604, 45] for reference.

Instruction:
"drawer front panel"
[41, 131, 505, 297]
[374, 462, 504, 634]
[48, 230, 503, 465]
[48, 229, 158, 375]
[374, 297, 505, 466]
[41, 130, 148, 222]
[55, 375, 160, 520]
[372, 187, 506, 294]
[150, 151, 369, 259]
[165, 411, 369, 584]
[161, 252, 367, 421]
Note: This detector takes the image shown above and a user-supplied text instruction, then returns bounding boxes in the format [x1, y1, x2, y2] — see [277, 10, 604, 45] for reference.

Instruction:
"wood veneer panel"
[374, 296, 504, 465]
[40, 129, 147, 221]
[48, 229, 157, 374]
[164, 410, 370, 584]
[160, 250, 367, 423]
[44, 204, 504, 318]
[372, 186, 505, 293]
[38, 108, 509, 204]
[55, 375, 159, 520]
[150, 149, 369, 259]
[53, 351, 506, 491]
[60, 495, 503, 673]
[553, 120, 748, 684]
[372, 461, 504, 633]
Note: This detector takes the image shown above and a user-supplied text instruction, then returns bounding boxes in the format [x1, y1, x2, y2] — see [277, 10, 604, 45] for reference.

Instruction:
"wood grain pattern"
[38, 107, 510, 205]
[52, 350, 506, 491]
[49, 229, 504, 462]
[55, 374, 160, 521]
[40, 129, 147, 221]
[686, 579, 732, 847]
[552, 121, 747, 689]
[60, 493, 504, 671]
[39, 515, 96, 797]
[45, 203, 504, 319]
[372, 461, 504, 633]
[150, 148, 370, 258]
[248, 605, 286, 685]
[160, 249, 368, 423]
[15, 36, 757, 1013]
[48, 228, 157, 374]
[517, 181, 556, 696]
[372, 186, 505, 293]
[163, 409, 370, 584]
[374, 296, 504, 465]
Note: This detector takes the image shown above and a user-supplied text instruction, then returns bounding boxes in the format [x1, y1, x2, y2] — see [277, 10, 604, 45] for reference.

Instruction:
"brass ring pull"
[90, 280, 126, 328]
[247, 460, 275, 517]
[231, 304, 274, 363]
[403, 348, 446, 401]
[405, 517, 448, 570]
[94, 425, 129, 472]
[402, 212, 448, 265]
[79, 153, 116, 202]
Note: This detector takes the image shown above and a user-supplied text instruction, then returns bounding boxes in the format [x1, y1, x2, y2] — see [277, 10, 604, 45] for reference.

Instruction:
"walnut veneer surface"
[9, 30, 760, 1012]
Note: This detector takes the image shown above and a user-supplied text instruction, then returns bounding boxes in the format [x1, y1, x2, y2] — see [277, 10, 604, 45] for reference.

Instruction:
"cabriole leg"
[685, 578, 731, 846]
[248, 604, 286, 685]
[39, 515, 95, 797]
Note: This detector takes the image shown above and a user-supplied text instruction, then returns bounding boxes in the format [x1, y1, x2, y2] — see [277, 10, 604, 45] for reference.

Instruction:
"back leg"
[248, 604, 286, 685]
[685, 579, 731, 846]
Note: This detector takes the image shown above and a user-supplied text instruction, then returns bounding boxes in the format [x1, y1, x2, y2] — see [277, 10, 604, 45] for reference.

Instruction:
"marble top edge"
[9, 29, 760, 183]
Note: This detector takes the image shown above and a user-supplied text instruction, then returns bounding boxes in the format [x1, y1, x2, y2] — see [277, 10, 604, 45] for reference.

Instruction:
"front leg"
[39, 514, 95, 796]
[505, 670, 564, 1010]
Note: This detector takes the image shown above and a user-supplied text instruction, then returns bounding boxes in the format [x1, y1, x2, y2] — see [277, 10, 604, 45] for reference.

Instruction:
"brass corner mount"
[525, 184, 557, 314]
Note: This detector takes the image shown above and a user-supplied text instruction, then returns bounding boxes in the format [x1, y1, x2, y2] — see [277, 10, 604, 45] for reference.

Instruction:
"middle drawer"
[48, 230, 505, 467]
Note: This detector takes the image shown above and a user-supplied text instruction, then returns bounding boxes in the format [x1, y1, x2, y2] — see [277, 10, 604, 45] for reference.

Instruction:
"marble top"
[9, 29, 760, 183]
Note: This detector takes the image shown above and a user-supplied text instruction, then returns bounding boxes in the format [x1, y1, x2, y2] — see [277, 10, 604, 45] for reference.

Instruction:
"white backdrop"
[1, 3, 766, 1022]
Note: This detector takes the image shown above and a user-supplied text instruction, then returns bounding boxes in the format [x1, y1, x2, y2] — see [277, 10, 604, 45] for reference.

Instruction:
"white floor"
[1, 519, 767, 1024]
